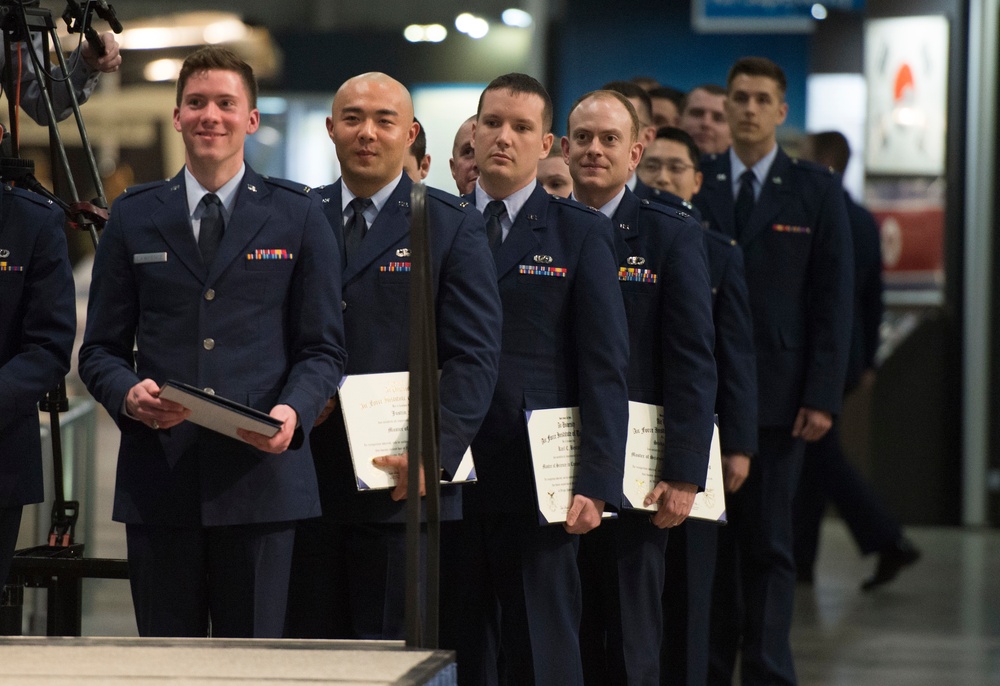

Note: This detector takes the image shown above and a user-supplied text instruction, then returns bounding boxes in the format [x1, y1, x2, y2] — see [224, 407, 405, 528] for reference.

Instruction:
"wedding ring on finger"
[151, 420, 159, 430]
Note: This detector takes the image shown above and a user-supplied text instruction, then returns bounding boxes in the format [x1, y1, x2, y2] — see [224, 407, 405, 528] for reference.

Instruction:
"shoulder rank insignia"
[396, 248, 411, 257]
[533, 254, 553, 264]
[302, 185, 311, 193]
[626, 255, 646, 266]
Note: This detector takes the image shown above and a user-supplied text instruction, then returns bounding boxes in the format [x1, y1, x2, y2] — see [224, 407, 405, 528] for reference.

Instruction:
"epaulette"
[639, 196, 693, 223]
[2, 183, 60, 210]
[789, 157, 836, 177]
[551, 194, 601, 216]
[426, 185, 472, 211]
[121, 178, 169, 198]
[263, 175, 314, 196]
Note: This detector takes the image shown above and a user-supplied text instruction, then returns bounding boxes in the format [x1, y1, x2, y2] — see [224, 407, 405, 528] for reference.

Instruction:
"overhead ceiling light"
[501, 9, 533, 28]
[204, 18, 249, 44]
[455, 12, 489, 39]
[405, 23, 448, 43]
[811, 3, 828, 20]
[143, 58, 182, 82]
[424, 24, 448, 42]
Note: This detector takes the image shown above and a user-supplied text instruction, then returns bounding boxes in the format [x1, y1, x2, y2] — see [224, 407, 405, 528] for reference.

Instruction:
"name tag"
[133, 252, 168, 264]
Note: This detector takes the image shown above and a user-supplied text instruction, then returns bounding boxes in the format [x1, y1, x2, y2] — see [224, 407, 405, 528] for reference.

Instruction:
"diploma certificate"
[622, 401, 726, 523]
[337, 372, 476, 491]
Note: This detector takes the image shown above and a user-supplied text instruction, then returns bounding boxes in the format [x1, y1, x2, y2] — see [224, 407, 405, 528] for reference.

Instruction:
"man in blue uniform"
[79, 46, 347, 638]
[692, 57, 853, 685]
[793, 130, 918, 590]
[440, 73, 630, 686]
[645, 127, 758, 686]
[565, 90, 717, 686]
[284, 72, 501, 641]
[0, 185, 76, 592]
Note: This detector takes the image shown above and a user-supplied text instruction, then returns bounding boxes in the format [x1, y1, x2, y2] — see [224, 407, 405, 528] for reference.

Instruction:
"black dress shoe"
[861, 537, 921, 591]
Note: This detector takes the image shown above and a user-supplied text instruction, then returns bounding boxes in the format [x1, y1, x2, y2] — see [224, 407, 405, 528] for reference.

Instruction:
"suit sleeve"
[435, 206, 502, 477]
[802, 180, 853, 414]
[572, 215, 630, 506]
[17, 36, 100, 125]
[0, 207, 75, 429]
[277, 192, 348, 432]
[657, 225, 717, 488]
[78, 202, 144, 427]
[713, 245, 758, 456]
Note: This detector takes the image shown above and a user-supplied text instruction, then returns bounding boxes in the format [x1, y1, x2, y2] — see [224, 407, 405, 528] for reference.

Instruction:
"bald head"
[327, 72, 419, 197]
[450, 115, 478, 195]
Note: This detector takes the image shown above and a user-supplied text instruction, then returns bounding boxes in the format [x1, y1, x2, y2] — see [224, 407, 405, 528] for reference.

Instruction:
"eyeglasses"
[639, 159, 695, 175]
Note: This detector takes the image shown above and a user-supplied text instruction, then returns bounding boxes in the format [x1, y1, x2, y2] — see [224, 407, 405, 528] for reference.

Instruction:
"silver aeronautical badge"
[627, 256, 646, 266]
[533, 254, 554, 264]
[396, 248, 411, 257]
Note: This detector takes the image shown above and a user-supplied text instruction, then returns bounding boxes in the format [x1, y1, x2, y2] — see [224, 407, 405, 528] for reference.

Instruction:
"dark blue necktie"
[734, 170, 755, 240]
[484, 200, 506, 252]
[344, 196, 373, 264]
[198, 193, 224, 266]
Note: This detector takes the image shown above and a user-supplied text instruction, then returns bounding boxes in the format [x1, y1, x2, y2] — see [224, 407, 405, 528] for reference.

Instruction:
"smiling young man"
[439, 73, 629, 686]
[284, 72, 501, 641]
[692, 57, 853, 686]
[564, 90, 717, 686]
[79, 46, 347, 638]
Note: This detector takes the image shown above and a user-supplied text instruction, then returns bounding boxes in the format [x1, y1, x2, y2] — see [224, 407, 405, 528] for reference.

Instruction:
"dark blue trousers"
[660, 518, 719, 686]
[709, 428, 804, 686]
[0, 507, 23, 593]
[793, 420, 901, 571]
[285, 520, 419, 640]
[126, 521, 295, 638]
[440, 513, 583, 686]
[579, 512, 669, 686]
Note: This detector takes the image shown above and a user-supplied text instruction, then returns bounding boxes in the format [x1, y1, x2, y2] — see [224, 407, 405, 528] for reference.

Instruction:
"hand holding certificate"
[622, 401, 726, 524]
[156, 380, 284, 443]
[337, 372, 476, 491]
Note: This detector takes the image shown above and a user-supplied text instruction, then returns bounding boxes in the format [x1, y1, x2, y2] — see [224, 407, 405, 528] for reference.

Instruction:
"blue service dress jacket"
[702, 229, 758, 456]
[0, 185, 75, 508]
[79, 166, 347, 527]
[693, 149, 853, 425]
[312, 176, 502, 523]
[611, 189, 717, 489]
[464, 183, 630, 515]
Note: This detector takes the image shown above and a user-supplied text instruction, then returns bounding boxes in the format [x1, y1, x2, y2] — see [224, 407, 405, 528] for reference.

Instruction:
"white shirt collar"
[729, 144, 778, 200]
[474, 178, 537, 224]
[341, 172, 403, 220]
[184, 163, 244, 221]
